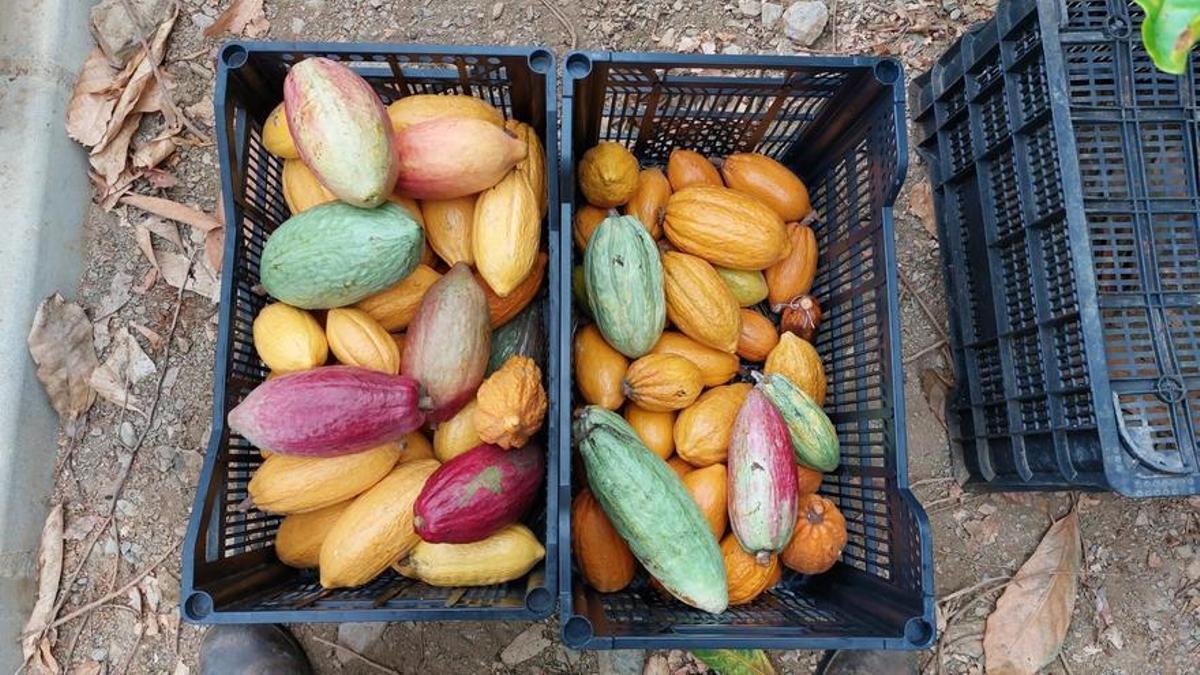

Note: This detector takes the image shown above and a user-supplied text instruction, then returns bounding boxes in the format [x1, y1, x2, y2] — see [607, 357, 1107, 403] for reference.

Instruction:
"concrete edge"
[0, 0, 95, 670]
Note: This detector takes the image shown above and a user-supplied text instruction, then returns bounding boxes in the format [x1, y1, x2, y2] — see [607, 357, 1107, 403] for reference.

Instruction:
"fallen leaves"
[203, 0, 270, 38]
[21, 505, 63, 670]
[65, 50, 122, 147]
[983, 509, 1081, 675]
[88, 326, 157, 414]
[27, 295, 100, 435]
[66, 4, 203, 206]
[120, 194, 221, 233]
[123, 202, 224, 302]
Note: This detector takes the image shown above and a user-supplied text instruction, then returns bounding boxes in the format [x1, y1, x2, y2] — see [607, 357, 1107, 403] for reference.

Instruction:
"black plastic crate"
[181, 42, 562, 622]
[558, 51, 935, 650]
[913, 0, 1200, 496]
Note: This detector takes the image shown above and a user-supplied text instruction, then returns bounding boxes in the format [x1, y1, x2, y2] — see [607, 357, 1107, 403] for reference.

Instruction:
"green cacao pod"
[573, 406, 727, 613]
[754, 372, 840, 471]
[260, 201, 424, 309]
[583, 215, 666, 358]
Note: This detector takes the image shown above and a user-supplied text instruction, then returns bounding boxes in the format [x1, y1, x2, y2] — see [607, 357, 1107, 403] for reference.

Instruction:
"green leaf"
[1135, 0, 1200, 74]
[691, 650, 776, 675]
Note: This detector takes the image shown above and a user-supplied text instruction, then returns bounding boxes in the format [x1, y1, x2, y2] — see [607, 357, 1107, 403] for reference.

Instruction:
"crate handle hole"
[528, 49, 553, 74]
[562, 615, 593, 647]
[525, 586, 554, 613]
[566, 53, 593, 79]
[904, 617, 934, 646]
[1106, 16, 1131, 38]
[874, 59, 901, 85]
[184, 591, 214, 620]
[221, 44, 249, 70]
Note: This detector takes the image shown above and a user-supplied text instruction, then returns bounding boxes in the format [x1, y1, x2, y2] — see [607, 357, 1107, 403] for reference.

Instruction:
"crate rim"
[556, 49, 937, 650]
[182, 40, 562, 623]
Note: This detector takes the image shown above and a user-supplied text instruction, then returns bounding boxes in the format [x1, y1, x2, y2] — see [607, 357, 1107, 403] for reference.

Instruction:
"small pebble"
[491, 1, 504, 19]
[119, 421, 136, 448]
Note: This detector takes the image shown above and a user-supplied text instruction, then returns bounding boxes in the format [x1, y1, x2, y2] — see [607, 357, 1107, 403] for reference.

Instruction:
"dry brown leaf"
[121, 194, 221, 233]
[21, 504, 63, 666]
[131, 135, 177, 171]
[204, 0, 270, 38]
[74, 661, 103, 675]
[132, 217, 159, 273]
[145, 168, 178, 189]
[89, 112, 142, 186]
[27, 295, 99, 431]
[96, 9, 176, 149]
[94, 270, 133, 321]
[96, 169, 144, 210]
[205, 226, 225, 272]
[130, 322, 164, 350]
[97, 58, 154, 153]
[30, 638, 60, 675]
[133, 77, 167, 115]
[139, 575, 162, 636]
[919, 366, 949, 428]
[65, 48, 121, 147]
[88, 326, 155, 414]
[134, 267, 158, 294]
[984, 509, 1081, 675]
[160, 251, 221, 302]
[142, 217, 184, 250]
[909, 181, 937, 240]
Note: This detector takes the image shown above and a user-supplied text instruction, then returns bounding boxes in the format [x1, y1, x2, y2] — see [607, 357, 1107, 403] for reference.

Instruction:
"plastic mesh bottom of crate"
[227, 569, 537, 612]
[586, 576, 879, 633]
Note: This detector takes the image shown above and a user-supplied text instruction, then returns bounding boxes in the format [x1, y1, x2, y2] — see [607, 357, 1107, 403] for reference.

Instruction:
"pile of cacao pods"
[226, 57, 551, 590]
[570, 144, 849, 613]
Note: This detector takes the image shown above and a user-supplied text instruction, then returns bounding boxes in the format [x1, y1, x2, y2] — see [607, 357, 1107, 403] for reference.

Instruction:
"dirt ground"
[42, 0, 1199, 673]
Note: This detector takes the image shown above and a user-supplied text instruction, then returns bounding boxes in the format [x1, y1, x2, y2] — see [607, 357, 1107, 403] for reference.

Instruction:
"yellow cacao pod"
[662, 251, 741, 354]
[578, 142, 639, 207]
[421, 195, 476, 267]
[764, 333, 828, 405]
[623, 167, 671, 238]
[353, 265, 442, 332]
[387, 94, 504, 131]
[395, 523, 544, 587]
[319, 459, 440, 589]
[275, 501, 349, 568]
[325, 307, 400, 374]
[473, 171, 541, 297]
[674, 383, 751, 466]
[282, 159, 336, 214]
[263, 103, 300, 159]
[622, 353, 703, 412]
[248, 442, 402, 514]
[433, 399, 482, 462]
[664, 186, 789, 270]
[506, 119, 548, 220]
[252, 302, 328, 373]
[649, 332, 738, 388]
